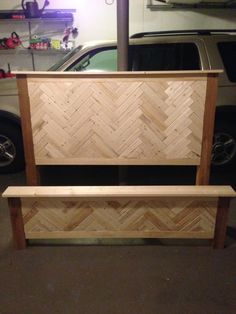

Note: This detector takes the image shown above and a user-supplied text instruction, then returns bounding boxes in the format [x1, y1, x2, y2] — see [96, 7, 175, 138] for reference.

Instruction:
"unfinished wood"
[4, 185, 234, 245]
[26, 76, 207, 165]
[8, 198, 26, 249]
[14, 70, 223, 77]
[196, 74, 219, 185]
[26, 231, 214, 239]
[3, 185, 236, 198]
[213, 197, 230, 249]
[16, 74, 39, 186]
[35, 158, 200, 166]
[21, 197, 218, 239]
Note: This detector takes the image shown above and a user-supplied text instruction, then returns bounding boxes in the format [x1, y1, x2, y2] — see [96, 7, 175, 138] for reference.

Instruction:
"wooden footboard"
[3, 185, 235, 249]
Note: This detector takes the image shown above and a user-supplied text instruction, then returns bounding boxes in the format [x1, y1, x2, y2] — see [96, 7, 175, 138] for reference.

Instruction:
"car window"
[218, 42, 236, 83]
[132, 43, 200, 71]
[48, 46, 83, 71]
[66, 48, 117, 72]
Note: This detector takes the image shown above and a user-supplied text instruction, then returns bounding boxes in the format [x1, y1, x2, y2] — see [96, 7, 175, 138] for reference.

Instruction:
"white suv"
[1, 30, 236, 173]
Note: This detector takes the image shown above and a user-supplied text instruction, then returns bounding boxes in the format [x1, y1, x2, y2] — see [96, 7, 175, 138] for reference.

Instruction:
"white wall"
[144, 7, 236, 32]
[1, 0, 236, 43]
[0, 0, 236, 70]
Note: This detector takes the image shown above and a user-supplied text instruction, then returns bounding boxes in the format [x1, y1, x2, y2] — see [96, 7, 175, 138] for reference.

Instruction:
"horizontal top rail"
[13, 70, 223, 78]
[2, 186, 235, 198]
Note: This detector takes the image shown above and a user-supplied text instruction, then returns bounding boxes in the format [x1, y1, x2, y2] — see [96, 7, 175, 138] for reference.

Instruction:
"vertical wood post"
[16, 74, 40, 186]
[8, 198, 27, 250]
[196, 74, 219, 185]
[213, 197, 230, 249]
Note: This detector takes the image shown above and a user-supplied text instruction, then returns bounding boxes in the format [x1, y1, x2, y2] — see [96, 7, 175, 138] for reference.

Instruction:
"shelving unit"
[0, 11, 75, 71]
[0, 48, 71, 54]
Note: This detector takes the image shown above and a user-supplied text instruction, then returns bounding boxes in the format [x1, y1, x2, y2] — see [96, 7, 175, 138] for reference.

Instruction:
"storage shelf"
[0, 10, 75, 70]
[30, 49, 71, 54]
[0, 9, 75, 23]
[0, 17, 73, 23]
[0, 49, 28, 54]
[0, 48, 70, 54]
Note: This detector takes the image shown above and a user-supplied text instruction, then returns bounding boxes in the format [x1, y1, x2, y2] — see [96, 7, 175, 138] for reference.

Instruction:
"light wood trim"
[16, 74, 40, 186]
[25, 230, 214, 239]
[13, 70, 223, 77]
[213, 197, 230, 249]
[196, 73, 219, 185]
[3, 185, 235, 198]
[28, 76, 208, 82]
[20, 196, 219, 202]
[35, 158, 200, 166]
[8, 198, 27, 250]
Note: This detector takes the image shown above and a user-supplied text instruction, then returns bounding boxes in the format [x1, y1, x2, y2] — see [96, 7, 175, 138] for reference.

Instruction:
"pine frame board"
[3, 185, 236, 198]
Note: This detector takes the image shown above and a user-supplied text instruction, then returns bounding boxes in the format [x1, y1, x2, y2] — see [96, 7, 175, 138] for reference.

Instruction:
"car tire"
[0, 121, 25, 174]
[212, 118, 236, 169]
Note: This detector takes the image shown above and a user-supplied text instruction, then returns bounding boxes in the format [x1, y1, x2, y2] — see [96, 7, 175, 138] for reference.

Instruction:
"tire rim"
[0, 135, 16, 167]
[212, 132, 236, 166]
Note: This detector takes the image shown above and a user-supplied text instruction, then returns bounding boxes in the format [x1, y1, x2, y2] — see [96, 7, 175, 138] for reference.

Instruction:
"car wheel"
[0, 122, 25, 174]
[212, 120, 236, 169]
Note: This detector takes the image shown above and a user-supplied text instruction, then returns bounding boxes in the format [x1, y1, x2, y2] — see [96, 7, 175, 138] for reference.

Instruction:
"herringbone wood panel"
[27, 77, 207, 165]
[22, 198, 217, 238]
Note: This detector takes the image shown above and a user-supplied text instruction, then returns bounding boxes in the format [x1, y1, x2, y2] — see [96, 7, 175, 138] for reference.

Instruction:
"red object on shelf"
[0, 32, 21, 49]
[0, 69, 15, 79]
[11, 14, 25, 19]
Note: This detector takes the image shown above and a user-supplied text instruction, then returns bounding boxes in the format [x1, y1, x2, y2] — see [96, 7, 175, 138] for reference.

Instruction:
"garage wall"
[0, 0, 236, 70]
[1, 0, 236, 41]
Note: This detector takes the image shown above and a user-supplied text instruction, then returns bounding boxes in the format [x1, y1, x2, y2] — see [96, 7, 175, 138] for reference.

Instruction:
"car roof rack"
[130, 29, 236, 38]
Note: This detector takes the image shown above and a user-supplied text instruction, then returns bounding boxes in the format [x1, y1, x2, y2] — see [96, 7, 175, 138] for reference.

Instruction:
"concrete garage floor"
[0, 167, 236, 314]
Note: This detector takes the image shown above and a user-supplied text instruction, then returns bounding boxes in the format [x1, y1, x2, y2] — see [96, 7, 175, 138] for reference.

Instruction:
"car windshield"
[48, 45, 83, 71]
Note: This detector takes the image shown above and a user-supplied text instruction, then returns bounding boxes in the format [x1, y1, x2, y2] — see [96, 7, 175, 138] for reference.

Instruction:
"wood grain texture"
[3, 185, 236, 198]
[16, 75, 40, 186]
[21, 197, 218, 239]
[8, 198, 26, 249]
[26, 76, 207, 165]
[213, 197, 230, 249]
[196, 74, 219, 185]
[25, 231, 214, 239]
[14, 70, 223, 77]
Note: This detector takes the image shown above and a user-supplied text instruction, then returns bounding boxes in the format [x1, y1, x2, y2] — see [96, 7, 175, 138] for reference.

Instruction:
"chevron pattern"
[22, 197, 217, 237]
[27, 76, 207, 165]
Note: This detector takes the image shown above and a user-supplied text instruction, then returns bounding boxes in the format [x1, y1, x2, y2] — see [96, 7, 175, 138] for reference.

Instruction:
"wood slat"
[196, 74, 219, 185]
[21, 197, 218, 239]
[25, 231, 214, 239]
[8, 198, 26, 249]
[35, 157, 200, 165]
[16, 75, 40, 186]
[14, 70, 223, 77]
[213, 197, 231, 249]
[3, 185, 236, 198]
[26, 76, 208, 165]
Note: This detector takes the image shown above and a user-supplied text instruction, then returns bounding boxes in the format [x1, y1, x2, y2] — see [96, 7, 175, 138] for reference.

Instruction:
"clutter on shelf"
[0, 32, 21, 49]
[62, 26, 78, 50]
[29, 35, 75, 51]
